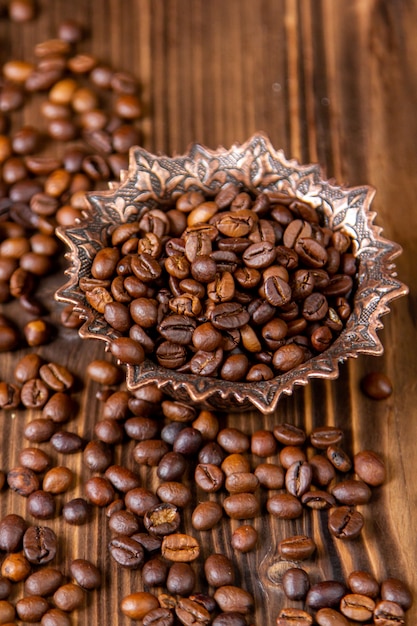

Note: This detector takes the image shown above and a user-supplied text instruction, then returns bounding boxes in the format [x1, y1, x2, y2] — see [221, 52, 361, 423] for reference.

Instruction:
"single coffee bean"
[109, 510, 140, 536]
[361, 371, 393, 399]
[266, 493, 303, 519]
[0, 514, 28, 551]
[16, 595, 49, 622]
[53, 582, 85, 612]
[161, 533, 200, 562]
[43, 467, 73, 494]
[192, 501, 223, 531]
[0, 599, 15, 623]
[276, 608, 313, 625]
[157, 452, 187, 481]
[62, 498, 90, 526]
[328, 505, 364, 539]
[125, 487, 159, 517]
[282, 567, 310, 601]
[142, 556, 169, 587]
[143, 607, 174, 626]
[212, 613, 247, 626]
[347, 570, 380, 598]
[20, 379, 50, 408]
[27, 490, 56, 520]
[306, 581, 346, 609]
[1, 551, 32, 581]
[86, 359, 123, 385]
[223, 493, 260, 519]
[339, 593, 375, 621]
[50, 430, 84, 453]
[24, 419, 56, 443]
[373, 599, 405, 625]
[7, 466, 40, 496]
[120, 592, 160, 619]
[25, 567, 64, 596]
[166, 562, 195, 596]
[213, 586, 253, 615]
[278, 535, 316, 560]
[0, 577, 12, 600]
[231, 524, 258, 553]
[109, 535, 145, 569]
[309, 455, 336, 487]
[83, 440, 113, 472]
[353, 450, 386, 486]
[69, 559, 101, 590]
[85, 476, 115, 507]
[381, 578, 413, 610]
[330, 479, 372, 505]
[23, 526, 57, 564]
[315, 608, 349, 626]
[285, 460, 313, 497]
[310, 426, 343, 449]
[41, 608, 72, 626]
[326, 445, 352, 472]
[204, 554, 235, 588]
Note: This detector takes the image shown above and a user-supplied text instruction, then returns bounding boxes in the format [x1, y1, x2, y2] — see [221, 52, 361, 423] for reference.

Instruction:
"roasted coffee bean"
[86, 359, 123, 385]
[231, 524, 258, 553]
[42, 392, 74, 423]
[157, 482, 191, 508]
[225, 472, 259, 494]
[143, 608, 174, 626]
[0, 514, 28, 551]
[7, 466, 40, 496]
[23, 526, 57, 564]
[330, 479, 372, 505]
[53, 582, 85, 612]
[84, 476, 115, 506]
[309, 455, 336, 487]
[142, 556, 169, 587]
[347, 570, 380, 598]
[133, 439, 170, 466]
[282, 567, 310, 601]
[328, 505, 364, 539]
[326, 445, 352, 472]
[212, 613, 246, 626]
[70, 559, 101, 590]
[166, 562, 195, 596]
[143, 503, 181, 537]
[175, 597, 211, 623]
[301, 490, 336, 510]
[373, 600, 405, 625]
[39, 363, 74, 392]
[306, 581, 346, 609]
[360, 372, 393, 399]
[278, 535, 316, 560]
[173, 427, 203, 455]
[310, 426, 343, 449]
[62, 498, 90, 525]
[1, 551, 31, 581]
[43, 467, 73, 493]
[0, 381, 21, 408]
[125, 487, 159, 516]
[285, 460, 312, 497]
[217, 428, 250, 454]
[120, 592, 161, 620]
[276, 608, 313, 625]
[105, 465, 141, 493]
[0, 599, 15, 623]
[157, 452, 187, 481]
[125, 416, 159, 440]
[204, 554, 234, 588]
[27, 490, 56, 519]
[213, 586, 253, 615]
[381, 578, 413, 610]
[95, 418, 124, 444]
[41, 608, 72, 626]
[25, 567, 64, 596]
[254, 463, 285, 489]
[223, 493, 260, 519]
[340, 593, 375, 621]
[353, 450, 386, 486]
[16, 595, 49, 622]
[279, 445, 306, 469]
[315, 608, 349, 626]
[83, 440, 113, 472]
[250, 429, 277, 456]
[20, 379, 50, 408]
[109, 535, 145, 569]
[192, 501, 223, 531]
[161, 533, 200, 562]
[195, 463, 224, 492]
[0, 577, 12, 601]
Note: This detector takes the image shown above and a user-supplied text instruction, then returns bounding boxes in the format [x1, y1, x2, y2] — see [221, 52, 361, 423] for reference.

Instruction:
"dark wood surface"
[1, 0, 417, 624]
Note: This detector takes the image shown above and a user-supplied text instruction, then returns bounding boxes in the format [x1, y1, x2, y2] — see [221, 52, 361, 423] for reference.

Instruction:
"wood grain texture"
[0, 0, 416, 623]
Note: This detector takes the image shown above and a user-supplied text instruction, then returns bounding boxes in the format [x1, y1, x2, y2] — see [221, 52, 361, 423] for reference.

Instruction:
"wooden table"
[1, 0, 416, 623]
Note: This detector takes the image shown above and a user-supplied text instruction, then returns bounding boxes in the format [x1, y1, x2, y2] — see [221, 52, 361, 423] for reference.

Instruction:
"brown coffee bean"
[27, 490, 56, 520]
[7, 466, 40, 497]
[254, 463, 284, 489]
[83, 440, 113, 472]
[161, 533, 200, 562]
[301, 490, 336, 510]
[41, 608, 72, 626]
[306, 581, 346, 610]
[62, 498, 90, 526]
[69, 559, 101, 590]
[213, 586, 253, 615]
[23, 526, 57, 565]
[276, 608, 313, 625]
[326, 445, 352, 472]
[39, 363, 74, 391]
[285, 460, 313, 497]
[309, 455, 336, 487]
[0, 514, 28, 551]
[53, 582, 85, 612]
[125, 487, 159, 516]
[25, 567, 64, 596]
[347, 571, 380, 598]
[381, 578, 413, 610]
[279, 445, 306, 469]
[373, 600, 405, 625]
[223, 493, 260, 519]
[353, 450, 386, 486]
[19, 448, 51, 473]
[316, 608, 349, 626]
[328, 506, 364, 539]
[0, 599, 15, 623]
[231, 524, 258, 553]
[43, 467, 73, 494]
[120, 592, 160, 620]
[310, 426, 343, 449]
[84, 476, 115, 507]
[86, 359, 123, 385]
[24, 419, 56, 443]
[361, 372, 393, 399]
[16, 596, 49, 622]
[143, 608, 174, 626]
[1, 551, 31, 581]
[330, 479, 372, 505]
[192, 501, 223, 531]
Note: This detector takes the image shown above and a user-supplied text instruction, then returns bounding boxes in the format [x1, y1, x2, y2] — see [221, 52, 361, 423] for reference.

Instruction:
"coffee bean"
[223, 493, 260, 519]
[326, 445, 352, 472]
[24, 418, 56, 443]
[316, 608, 349, 626]
[306, 581, 346, 609]
[1, 551, 31, 581]
[86, 359, 123, 385]
[50, 430, 84, 453]
[125, 487, 159, 516]
[213, 586, 253, 615]
[353, 450, 386, 486]
[0, 599, 15, 623]
[7, 466, 40, 496]
[175, 597, 211, 623]
[0, 514, 28, 551]
[53, 582, 85, 612]
[109, 535, 145, 569]
[381, 578, 413, 610]
[285, 460, 313, 497]
[276, 608, 313, 625]
[16, 596, 49, 622]
[282, 567, 310, 601]
[62, 498, 90, 525]
[41, 608, 72, 626]
[85, 476, 115, 507]
[278, 535, 316, 560]
[347, 570, 380, 598]
[83, 440, 113, 472]
[192, 501, 223, 531]
[330, 479, 372, 505]
[143, 608, 174, 626]
[161, 533, 200, 562]
[361, 372, 393, 399]
[43, 467, 73, 494]
[120, 592, 160, 619]
[231, 524, 258, 553]
[340, 593, 375, 621]
[23, 526, 57, 564]
[70, 559, 101, 590]
[373, 599, 405, 625]
[212, 613, 246, 626]
[25, 567, 64, 596]
[328, 505, 364, 539]
[27, 490, 56, 519]
[166, 562, 195, 596]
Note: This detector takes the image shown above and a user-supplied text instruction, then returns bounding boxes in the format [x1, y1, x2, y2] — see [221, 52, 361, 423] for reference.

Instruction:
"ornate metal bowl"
[55, 133, 408, 413]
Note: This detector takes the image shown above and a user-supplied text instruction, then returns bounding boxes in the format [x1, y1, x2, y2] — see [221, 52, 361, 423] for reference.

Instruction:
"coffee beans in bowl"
[56, 134, 407, 412]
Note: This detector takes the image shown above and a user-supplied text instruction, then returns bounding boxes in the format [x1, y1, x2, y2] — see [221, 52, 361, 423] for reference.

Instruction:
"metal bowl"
[55, 133, 408, 413]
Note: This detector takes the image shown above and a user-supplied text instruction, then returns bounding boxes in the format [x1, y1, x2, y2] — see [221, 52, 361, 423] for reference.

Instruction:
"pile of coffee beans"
[0, 14, 143, 347]
[83, 186, 357, 381]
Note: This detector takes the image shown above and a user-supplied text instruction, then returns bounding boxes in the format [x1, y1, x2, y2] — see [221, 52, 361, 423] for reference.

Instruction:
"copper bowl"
[55, 133, 408, 413]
